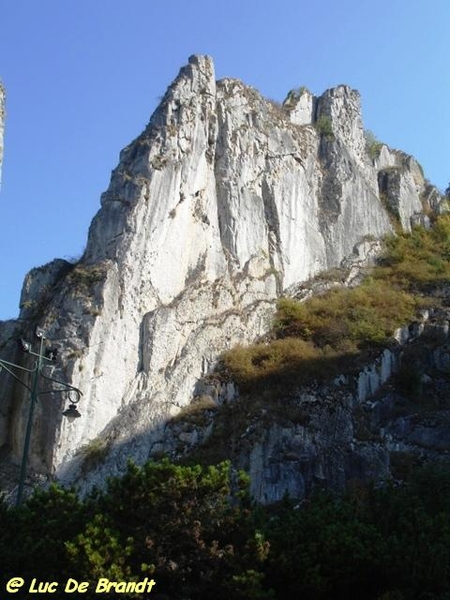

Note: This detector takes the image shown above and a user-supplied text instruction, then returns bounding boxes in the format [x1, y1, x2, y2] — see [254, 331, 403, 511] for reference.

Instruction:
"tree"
[67, 460, 272, 599]
[0, 485, 87, 598]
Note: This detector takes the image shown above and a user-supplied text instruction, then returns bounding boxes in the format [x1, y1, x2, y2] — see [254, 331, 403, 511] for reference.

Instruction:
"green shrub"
[78, 438, 109, 471]
[278, 280, 416, 346]
[3, 459, 450, 599]
[375, 215, 450, 291]
[171, 395, 218, 426]
[222, 337, 335, 388]
[68, 263, 107, 293]
[223, 277, 418, 389]
[364, 130, 384, 160]
[315, 115, 334, 140]
[222, 215, 450, 390]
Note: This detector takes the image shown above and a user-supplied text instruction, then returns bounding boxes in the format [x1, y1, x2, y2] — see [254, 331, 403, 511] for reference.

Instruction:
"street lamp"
[62, 403, 82, 422]
[0, 326, 82, 505]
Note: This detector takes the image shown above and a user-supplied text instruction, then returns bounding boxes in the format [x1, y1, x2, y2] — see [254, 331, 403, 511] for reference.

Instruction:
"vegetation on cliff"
[223, 215, 450, 390]
[1, 460, 450, 599]
[3, 218, 450, 600]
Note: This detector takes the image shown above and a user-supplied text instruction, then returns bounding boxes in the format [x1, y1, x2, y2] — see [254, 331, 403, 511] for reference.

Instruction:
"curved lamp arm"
[38, 368, 83, 403]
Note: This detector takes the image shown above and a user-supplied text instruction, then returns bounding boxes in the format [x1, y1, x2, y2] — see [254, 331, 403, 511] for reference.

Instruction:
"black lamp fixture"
[62, 403, 82, 423]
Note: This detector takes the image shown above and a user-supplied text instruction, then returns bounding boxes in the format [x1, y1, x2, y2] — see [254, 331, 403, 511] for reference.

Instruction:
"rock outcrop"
[149, 311, 450, 504]
[0, 56, 437, 495]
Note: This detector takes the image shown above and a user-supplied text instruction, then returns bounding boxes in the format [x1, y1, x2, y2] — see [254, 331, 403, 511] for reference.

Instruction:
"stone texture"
[284, 87, 315, 126]
[19, 259, 72, 319]
[147, 310, 450, 504]
[378, 155, 425, 231]
[0, 55, 437, 495]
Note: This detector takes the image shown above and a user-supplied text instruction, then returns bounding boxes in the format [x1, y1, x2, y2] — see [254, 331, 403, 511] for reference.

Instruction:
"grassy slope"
[222, 215, 450, 390]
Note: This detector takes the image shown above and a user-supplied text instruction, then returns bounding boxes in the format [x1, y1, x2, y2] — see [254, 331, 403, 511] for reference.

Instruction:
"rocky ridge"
[0, 56, 439, 497]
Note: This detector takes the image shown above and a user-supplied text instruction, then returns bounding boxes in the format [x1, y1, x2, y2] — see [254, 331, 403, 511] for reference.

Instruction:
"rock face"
[153, 313, 450, 504]
[376, 150, 425, 231]
[0, 56, 436, 494]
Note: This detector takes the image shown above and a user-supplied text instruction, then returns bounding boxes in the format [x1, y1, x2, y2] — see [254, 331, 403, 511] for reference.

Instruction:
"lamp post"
[0, 326, 82, 506]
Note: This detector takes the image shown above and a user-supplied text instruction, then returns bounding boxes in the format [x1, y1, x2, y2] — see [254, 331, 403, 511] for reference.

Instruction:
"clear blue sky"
[0, 0, 449, 319]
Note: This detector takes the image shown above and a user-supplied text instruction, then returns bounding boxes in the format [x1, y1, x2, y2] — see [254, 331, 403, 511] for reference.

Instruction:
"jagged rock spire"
[0, 56, 432, 493]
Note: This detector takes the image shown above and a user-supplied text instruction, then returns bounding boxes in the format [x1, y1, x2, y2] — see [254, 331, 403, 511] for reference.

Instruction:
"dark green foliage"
[263, 466, 450, 599]
[264, 494, 388, 599]
[0, 461, 270, 600]
[361, 467, 450, 599]
[0, 485, 88, 595]
[3, 462, 450, 599]
[72, 459, 266, 598]
[2, 463, 450, 599]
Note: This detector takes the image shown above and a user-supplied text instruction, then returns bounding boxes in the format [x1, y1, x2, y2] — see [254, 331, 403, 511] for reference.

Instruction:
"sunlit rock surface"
[0, 56, 437, 495]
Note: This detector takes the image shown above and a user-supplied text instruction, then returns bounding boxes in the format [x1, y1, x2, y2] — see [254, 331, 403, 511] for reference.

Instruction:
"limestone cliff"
[159, 313, 450, 504]
[0, 56, 434, 494]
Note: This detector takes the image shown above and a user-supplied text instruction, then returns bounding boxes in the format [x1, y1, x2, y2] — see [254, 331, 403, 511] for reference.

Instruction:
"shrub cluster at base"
[1, 460, 450, 599]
